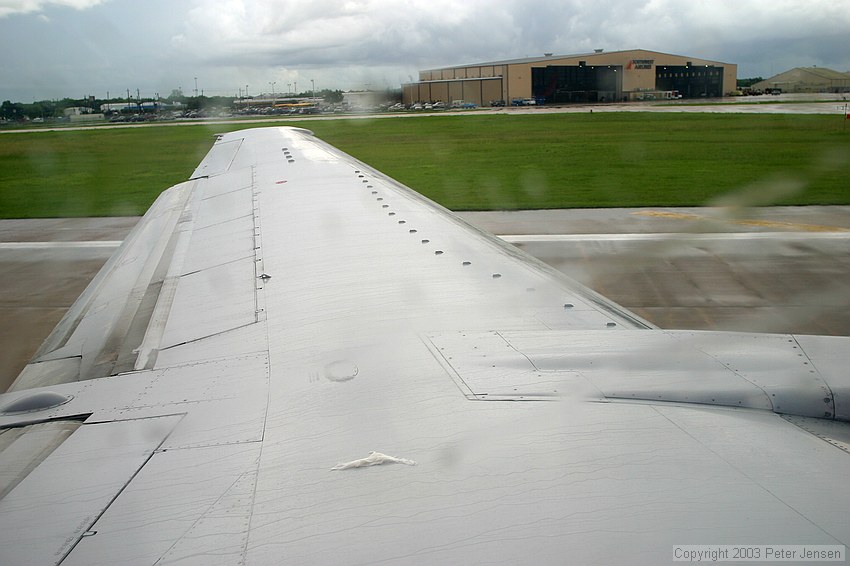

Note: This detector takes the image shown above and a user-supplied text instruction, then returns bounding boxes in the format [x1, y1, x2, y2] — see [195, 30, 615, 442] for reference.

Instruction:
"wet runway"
[2, 207, 850, 392]
[460, 207, 850, 335]
[0, 218, 138, 391]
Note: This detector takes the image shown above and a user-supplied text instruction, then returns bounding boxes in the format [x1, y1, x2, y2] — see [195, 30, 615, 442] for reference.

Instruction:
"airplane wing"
[1, 126, 849, 565]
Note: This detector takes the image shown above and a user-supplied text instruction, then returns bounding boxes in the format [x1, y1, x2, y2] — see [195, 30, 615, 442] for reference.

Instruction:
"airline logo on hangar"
[628, 59, 654, 70]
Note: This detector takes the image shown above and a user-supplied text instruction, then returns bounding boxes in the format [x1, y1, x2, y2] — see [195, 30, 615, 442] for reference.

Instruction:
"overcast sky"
[1, 0, 848, 102]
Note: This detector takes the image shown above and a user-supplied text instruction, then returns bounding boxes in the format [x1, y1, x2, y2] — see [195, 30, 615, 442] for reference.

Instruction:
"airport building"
[403, 49, 737, 107]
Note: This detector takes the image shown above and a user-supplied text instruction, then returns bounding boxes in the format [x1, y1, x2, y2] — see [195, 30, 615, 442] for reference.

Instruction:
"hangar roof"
[751, 67, 850, 92]
[423, 49, 733, 72]
[760, 67, 850, 83]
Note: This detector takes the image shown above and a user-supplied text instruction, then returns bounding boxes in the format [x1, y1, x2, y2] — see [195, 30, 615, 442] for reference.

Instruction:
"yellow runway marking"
[634, 211, 702, 221]
[632, 210, 850, 232]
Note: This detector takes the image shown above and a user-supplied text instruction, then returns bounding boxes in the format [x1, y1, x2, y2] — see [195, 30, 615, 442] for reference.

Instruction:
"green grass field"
[1, 112, 848, 218]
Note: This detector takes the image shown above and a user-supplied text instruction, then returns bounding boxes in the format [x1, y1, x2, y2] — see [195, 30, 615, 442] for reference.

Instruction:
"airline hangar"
[403, 49, 737, 107]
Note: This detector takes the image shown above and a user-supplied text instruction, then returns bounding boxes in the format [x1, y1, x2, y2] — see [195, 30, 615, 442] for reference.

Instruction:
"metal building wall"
[482, 80, 503, 105]
[431, 82, 449, 102]
[408, 50, 738, 105]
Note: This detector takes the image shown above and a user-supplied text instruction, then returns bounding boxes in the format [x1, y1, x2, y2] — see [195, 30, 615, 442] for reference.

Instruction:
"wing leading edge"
[1, 126, 849, 565]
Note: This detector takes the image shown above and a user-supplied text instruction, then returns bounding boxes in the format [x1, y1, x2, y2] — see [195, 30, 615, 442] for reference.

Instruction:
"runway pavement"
[2, 207, 849, 393]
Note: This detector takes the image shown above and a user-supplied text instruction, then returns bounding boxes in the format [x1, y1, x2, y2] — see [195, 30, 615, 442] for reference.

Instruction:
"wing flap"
[61, 444, 260, 566]
[0, 420, 81, 500]
[9, 182, 196, 389]
[193, 184, 253, 230]
[159, 256, 258, 349]
[180, 213, 254, 275]
[191, 137, 243, 178]
[12, 143, 264, 386]
[0, 416, 182, 566]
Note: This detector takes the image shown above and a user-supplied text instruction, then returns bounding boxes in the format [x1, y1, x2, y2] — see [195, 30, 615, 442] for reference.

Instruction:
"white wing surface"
[1, 126, 849, 565]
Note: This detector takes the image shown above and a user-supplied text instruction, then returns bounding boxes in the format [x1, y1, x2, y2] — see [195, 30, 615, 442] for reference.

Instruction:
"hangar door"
[532, 65, 623, 104]
[656, 65, 724, 98]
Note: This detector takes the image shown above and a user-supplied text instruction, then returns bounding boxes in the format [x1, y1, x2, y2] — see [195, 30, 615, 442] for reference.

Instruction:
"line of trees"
[1, 88, 349, 122]
[1, 98, 78, 121]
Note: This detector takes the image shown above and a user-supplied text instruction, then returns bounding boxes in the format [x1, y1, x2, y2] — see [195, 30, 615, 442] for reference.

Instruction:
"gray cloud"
[1, 0, 848, 101]
[0, 0, 105, 18]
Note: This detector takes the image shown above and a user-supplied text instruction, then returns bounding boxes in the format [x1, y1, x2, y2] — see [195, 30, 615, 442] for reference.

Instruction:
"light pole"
[269, 81, 276, 105]
[194, 77, 198, 98]
[311, 79, 315, 100]
[287, 83, 291, 96]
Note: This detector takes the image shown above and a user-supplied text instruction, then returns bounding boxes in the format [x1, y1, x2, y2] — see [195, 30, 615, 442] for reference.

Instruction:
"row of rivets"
[349, 168, 615, 328]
